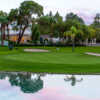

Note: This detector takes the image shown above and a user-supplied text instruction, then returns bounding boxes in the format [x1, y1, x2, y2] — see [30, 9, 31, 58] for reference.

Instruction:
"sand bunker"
[85, 52, 100, 57]
[24, 49, 49, 52]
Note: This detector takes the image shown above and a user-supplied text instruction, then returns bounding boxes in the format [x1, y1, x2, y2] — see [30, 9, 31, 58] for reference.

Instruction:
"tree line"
[0, 0, 100, 46]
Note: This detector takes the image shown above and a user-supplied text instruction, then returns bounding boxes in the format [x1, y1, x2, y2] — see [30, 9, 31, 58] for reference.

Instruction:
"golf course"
[0, 46, 100, 74]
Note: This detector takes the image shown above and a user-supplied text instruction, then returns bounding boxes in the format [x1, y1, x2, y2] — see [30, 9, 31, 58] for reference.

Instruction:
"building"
[0, 23, 32, 45]
[9, 34, 31, 44]
[8, 24, 32, 43]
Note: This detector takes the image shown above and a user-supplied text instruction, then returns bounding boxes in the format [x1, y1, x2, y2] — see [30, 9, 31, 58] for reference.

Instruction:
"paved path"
[85, 52, 100, 56]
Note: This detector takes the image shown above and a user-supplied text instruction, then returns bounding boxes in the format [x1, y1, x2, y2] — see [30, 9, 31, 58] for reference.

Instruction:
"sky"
[0, 0, 100, 24]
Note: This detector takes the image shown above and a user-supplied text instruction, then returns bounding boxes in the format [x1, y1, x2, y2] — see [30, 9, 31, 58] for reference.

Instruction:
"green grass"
[1, 46, 100, 74]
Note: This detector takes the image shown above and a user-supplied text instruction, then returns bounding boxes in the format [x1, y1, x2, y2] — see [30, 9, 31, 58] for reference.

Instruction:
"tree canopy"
[0, 0, 100, 46]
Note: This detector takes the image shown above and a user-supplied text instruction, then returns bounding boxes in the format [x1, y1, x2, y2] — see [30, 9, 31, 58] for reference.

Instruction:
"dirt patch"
[24, 49, 49, 53]
[85, 52, 100, 56]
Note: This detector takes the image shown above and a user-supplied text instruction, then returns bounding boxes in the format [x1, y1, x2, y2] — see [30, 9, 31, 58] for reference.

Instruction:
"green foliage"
[88, 26, 96, 39]
[8, 9, 19, 22]
[0, 16, 8, 24]
[64, 13, 86, 42]
[95, 28, 100, 42]
[37, 15, 56, 35]
[31, 24, 40, 43]
[71, 26, 77, 34]
[37, 11, 65, 37]
[48, 11, 53, 16]
[76, 29, 84, 40]
[66, 12, 85, 24]
[20, 0, 43, 17]
[54, 11, 63, 23]
[92, 13, 100, 28]
[0, 11, 7, 17]
[0, 10, 8, 24]
[0, 1, 99, 45]
[52, 12, 65, 37]
[8, 0, 43, 44]
[65, 19, 81, 30]
[91, 14, 100, 42]
[53, 22, 65, 37]
[0, 11, 9, 45]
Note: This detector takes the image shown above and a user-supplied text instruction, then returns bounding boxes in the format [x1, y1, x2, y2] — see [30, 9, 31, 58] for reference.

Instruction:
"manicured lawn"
[0, 46, 100, 74]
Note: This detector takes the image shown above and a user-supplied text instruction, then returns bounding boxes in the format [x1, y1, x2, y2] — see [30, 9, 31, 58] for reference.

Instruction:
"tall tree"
[91, 13, 100, 42]
[8, 8, 20, 36]
[52, 11, 65, 38]
[95, 28, 100, 42]
[37, 15, 56, 36]
[48, 11, 53, 16]
[64, 26, 77, 52]
[9, 1, 43, 44]
[93, 13, 100, 28]
[54, 11, 62, 23]
[31, 24, 40, 43]
[66, 12, 84, 25]
[0, 11, 8, 46]
[37, 16, 52, 34]
[71, 26, 77, 52]
[88, 26, 96, 44]
[18, 0, 43, 44]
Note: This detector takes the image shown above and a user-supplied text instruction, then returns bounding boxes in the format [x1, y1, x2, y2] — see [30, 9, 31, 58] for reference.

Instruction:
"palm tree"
[70, 26, 77, 52]
[94, 13, 100, 27]
[49, 16, 57, 37]
[0, 11, 8, 46]
[88, 26, 96, 45]
[8, 1, 43, 45]
[64, 26, 77, 52]
[31, 24, 40, 44]
[17, 1, 43, 44]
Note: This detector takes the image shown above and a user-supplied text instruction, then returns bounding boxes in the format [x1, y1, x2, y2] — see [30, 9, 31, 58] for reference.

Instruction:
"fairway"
[5, 52, 100, 64]
[0, 46, 100, 74]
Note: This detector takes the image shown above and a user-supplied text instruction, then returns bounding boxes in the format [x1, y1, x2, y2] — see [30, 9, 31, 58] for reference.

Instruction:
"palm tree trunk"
[1, 25, 4, 46]
[17, 26, 27, 44]
[72, 38, 75, 52]
[7, 24, 9, 40]
[3, 25, 6, 40]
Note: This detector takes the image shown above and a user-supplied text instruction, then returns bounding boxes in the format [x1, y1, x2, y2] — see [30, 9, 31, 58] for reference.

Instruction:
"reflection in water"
[0, 72, 45, 93]
[64, 75, 83, 86]
[0, 72, 100, 100]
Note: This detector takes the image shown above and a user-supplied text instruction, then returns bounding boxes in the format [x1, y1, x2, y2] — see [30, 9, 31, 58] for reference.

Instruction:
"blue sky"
[0, 0, 100, 24]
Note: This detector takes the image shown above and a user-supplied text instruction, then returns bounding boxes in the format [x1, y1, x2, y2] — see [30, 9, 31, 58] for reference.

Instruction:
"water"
[0, 72, 100, 100]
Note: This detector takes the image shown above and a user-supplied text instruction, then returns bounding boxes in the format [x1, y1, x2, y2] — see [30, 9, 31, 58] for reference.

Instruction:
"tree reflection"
[64, 75, 83, 86]
[0, 72, 45, 94]
[0, 72, 7, 79]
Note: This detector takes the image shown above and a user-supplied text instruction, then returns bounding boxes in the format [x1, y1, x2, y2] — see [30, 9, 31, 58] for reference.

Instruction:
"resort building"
[0, 23, 32, 45]
[9, 34, 31, 44]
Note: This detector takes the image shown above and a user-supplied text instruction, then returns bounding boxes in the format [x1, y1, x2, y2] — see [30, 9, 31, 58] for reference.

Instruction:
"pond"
[0, 72, 99, 100]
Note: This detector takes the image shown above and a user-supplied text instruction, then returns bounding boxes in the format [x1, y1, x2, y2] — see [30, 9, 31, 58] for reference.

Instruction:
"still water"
[0, 72, 100, 100]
